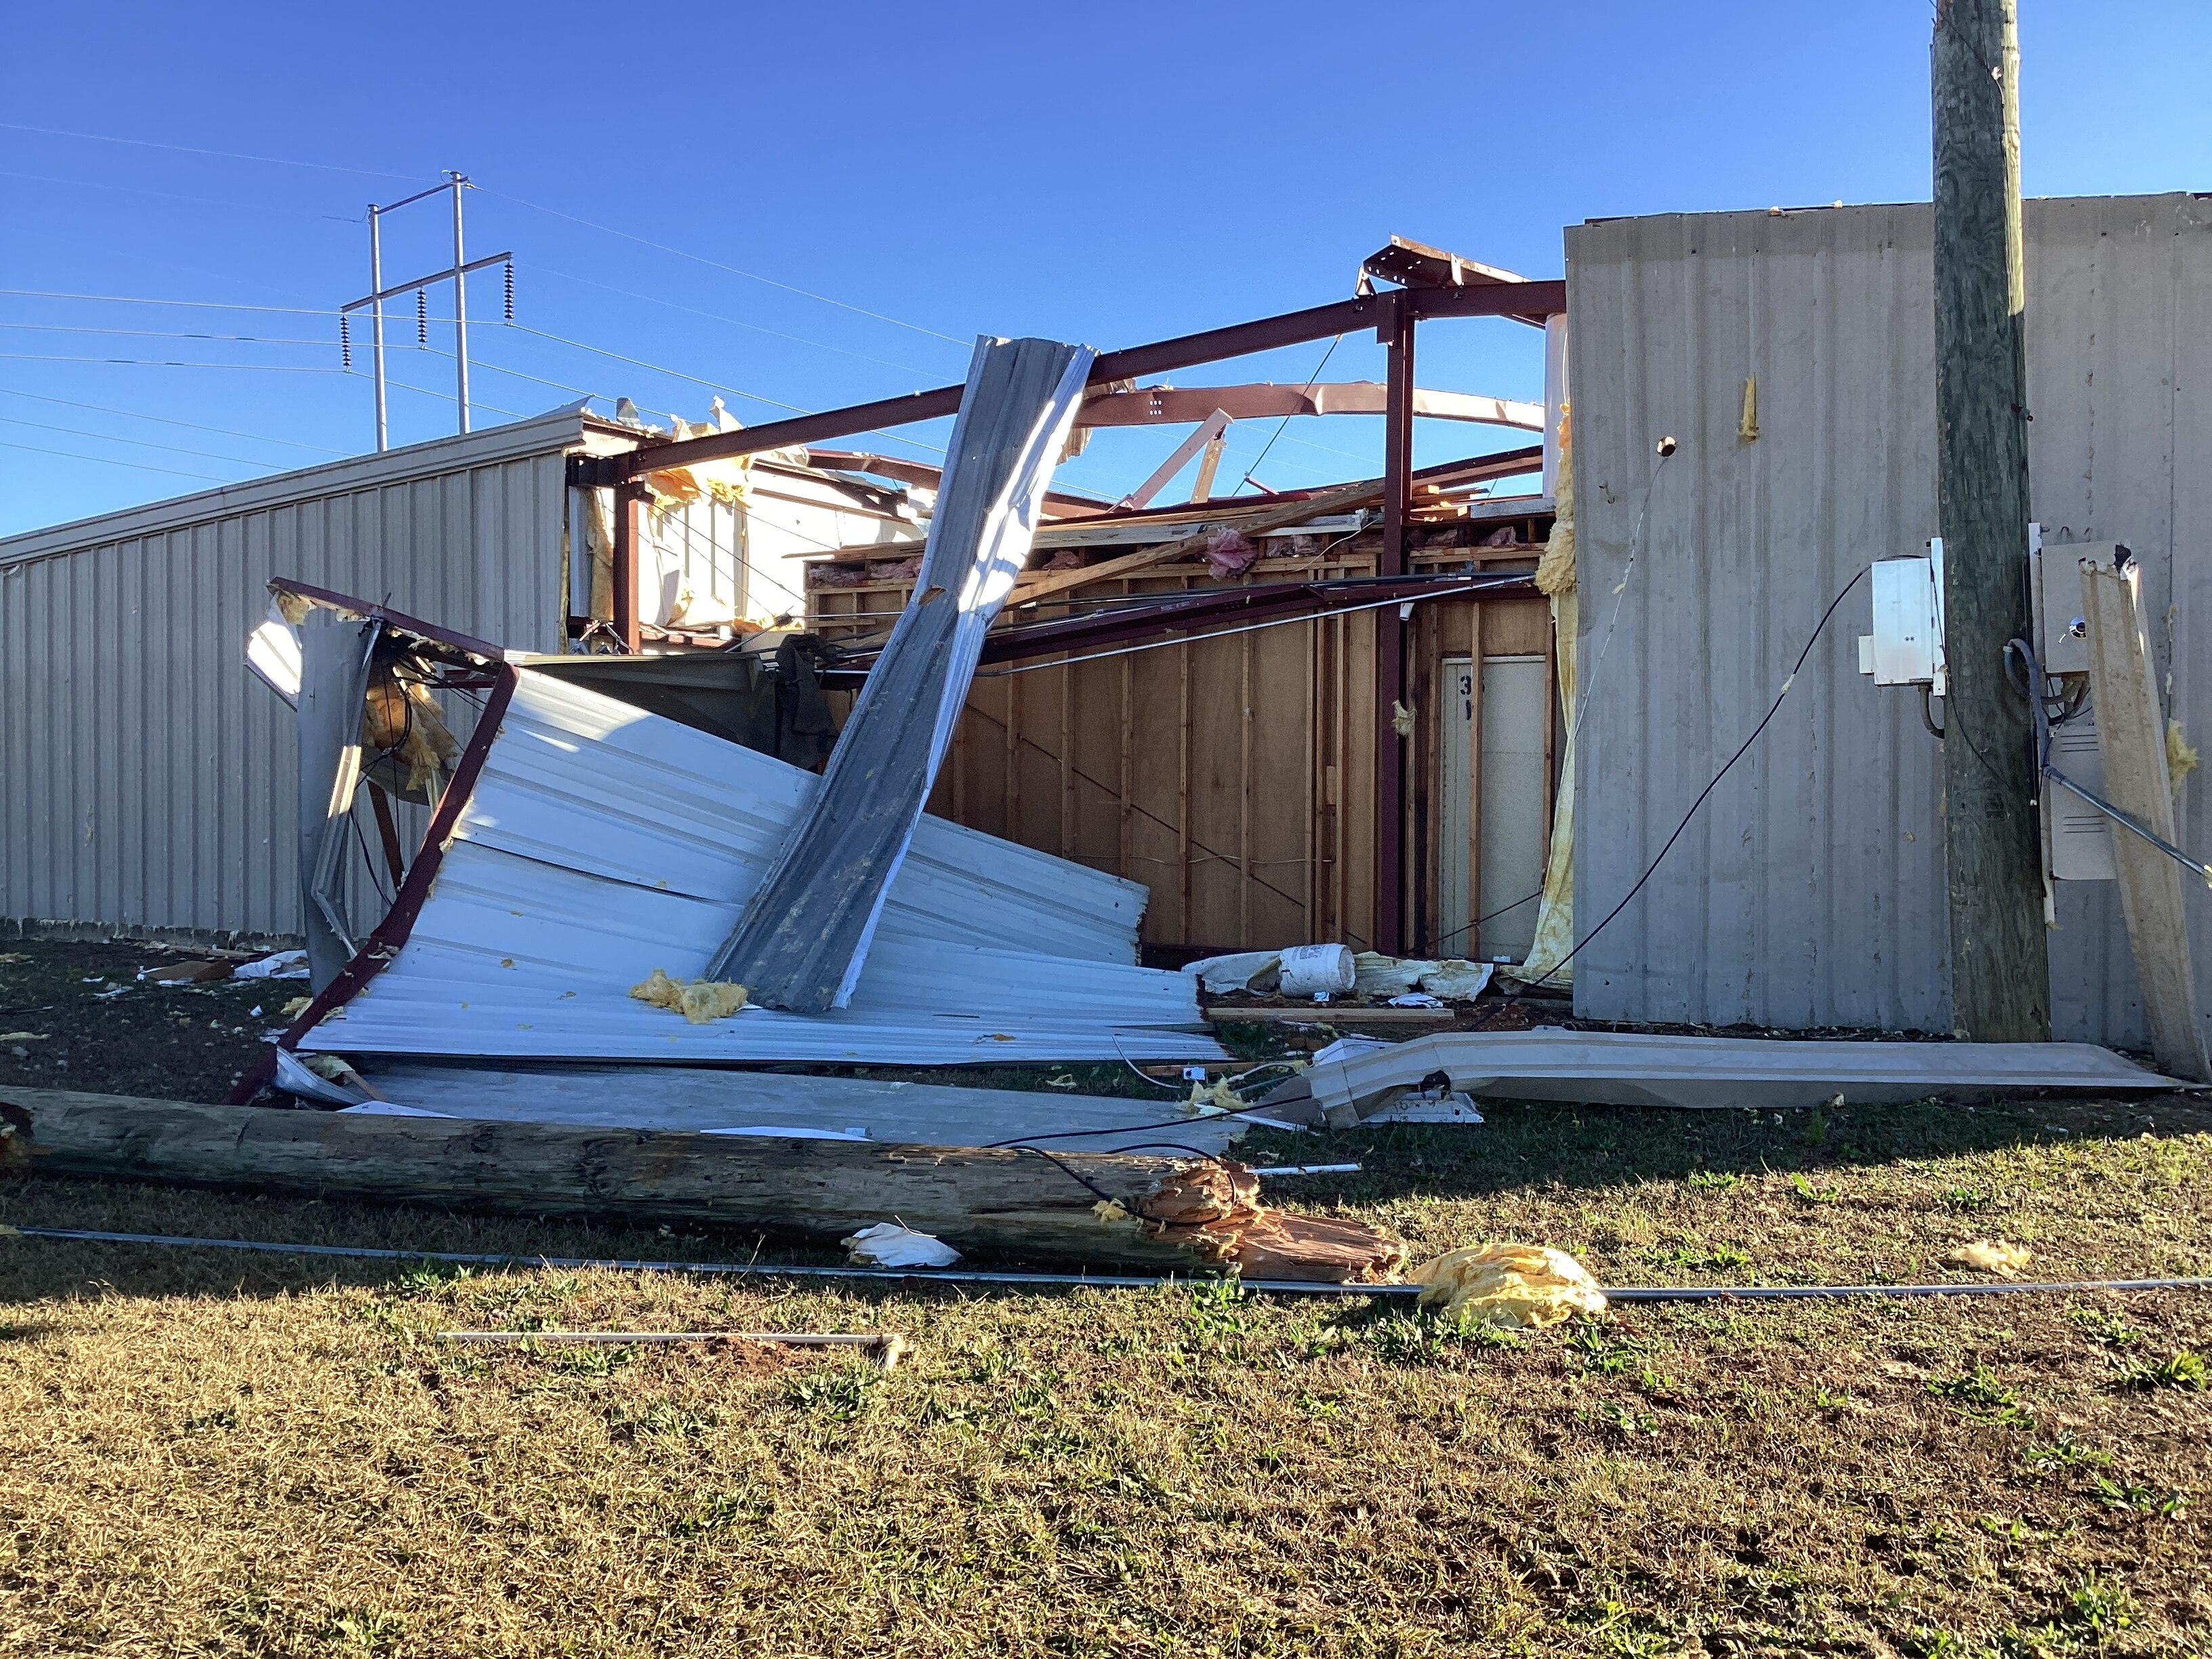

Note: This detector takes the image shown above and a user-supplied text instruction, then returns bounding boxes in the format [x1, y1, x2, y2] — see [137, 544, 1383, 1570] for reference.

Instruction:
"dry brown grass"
[2, 1092, 2209, 1658]
[4, 942, 2210, 1654]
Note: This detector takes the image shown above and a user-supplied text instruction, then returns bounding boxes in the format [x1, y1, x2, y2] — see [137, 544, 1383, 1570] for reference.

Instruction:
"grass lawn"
[1, 940, 2209, 1655]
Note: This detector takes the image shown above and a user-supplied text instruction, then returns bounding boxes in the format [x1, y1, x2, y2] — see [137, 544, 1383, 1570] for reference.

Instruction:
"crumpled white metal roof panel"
[460, 670, 1147, 962]
[303, 670, 1226, 1066]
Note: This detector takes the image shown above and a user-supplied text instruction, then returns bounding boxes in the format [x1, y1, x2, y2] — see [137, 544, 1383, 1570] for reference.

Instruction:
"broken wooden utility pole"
[2078, 558, 2212, 1082]
[1932, 0, 2050, 1041]
[8, 1089, 1408, 1283]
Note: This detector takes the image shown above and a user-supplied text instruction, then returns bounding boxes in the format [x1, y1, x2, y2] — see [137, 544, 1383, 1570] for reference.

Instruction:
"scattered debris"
[1185, 950, 1284, 994]
[1353, 952, 1432, 996]
[234, 950, 310, 981]
[0, 1031, 47, 1044]
[629, 968, 750, 1024]
[844, 1223, 962, 1269]
[1416, 959, 1494, 1000]
[1946, 1238, 2035, 1277]
[137, 961, 231, 985]
[1249, 1163, 1361, 1177]
[1410, 1242, 1608, 1328]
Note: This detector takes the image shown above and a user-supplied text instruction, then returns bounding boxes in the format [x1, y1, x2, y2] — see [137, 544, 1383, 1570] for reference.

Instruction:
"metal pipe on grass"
[12, 1227, 2212, 1304]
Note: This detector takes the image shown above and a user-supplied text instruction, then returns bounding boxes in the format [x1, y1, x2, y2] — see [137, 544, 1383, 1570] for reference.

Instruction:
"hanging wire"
[1231, 335, 1345, 497]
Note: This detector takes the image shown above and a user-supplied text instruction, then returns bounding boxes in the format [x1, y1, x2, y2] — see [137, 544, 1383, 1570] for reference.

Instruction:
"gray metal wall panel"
[0, 425, 577, 941]
[1568, 193, 2212, 1048]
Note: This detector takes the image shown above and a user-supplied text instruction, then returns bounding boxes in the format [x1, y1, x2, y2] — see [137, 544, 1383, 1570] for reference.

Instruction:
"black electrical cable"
[1460, 562, 1874, 1033]
[1430, 888, 1544, 954]
[2007, 636, 2212, 885]
[1016, 1144, 1120, 1204]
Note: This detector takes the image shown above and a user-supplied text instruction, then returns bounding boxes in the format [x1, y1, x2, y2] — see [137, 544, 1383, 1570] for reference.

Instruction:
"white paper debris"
[236, 949, 312, 981]
[842, 1222, 962, 1269]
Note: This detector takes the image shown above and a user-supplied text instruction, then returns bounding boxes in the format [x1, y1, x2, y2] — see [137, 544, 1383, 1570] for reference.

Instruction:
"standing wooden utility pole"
[1932, 0, 2049, 1040]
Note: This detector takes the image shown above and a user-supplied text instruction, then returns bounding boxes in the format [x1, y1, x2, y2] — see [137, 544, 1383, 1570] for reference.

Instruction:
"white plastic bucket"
[1277, 943, 1356, 996]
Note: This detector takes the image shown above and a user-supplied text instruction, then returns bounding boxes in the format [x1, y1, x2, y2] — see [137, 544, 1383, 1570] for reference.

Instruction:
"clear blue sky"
[3, 1, 2206, 535]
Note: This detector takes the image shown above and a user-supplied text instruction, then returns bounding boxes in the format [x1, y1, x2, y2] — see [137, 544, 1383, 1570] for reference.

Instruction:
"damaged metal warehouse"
[4, 201, 2208, 1279]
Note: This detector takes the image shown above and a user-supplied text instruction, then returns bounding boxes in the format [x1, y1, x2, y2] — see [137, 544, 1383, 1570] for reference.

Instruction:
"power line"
[0, 386, 346, 454]
[0, 412, 289, 469]
[0, 119, 425, 182]
[0, 353, 342, 371]
[0, 321, 332, 346]
[532, 264, 937, 377]
[0, 287, 342, 316]
[508, 323, 811, 413]
[355, 369, 527, 422]
[0, 168, 359, 223]
[0, 438, 230, 482]
[480, 186, 972, 349]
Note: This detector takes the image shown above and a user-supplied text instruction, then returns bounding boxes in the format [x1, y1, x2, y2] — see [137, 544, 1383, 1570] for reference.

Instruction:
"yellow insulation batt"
[1410, 1241, 1608, 1328]
[628, 968, 749, 1024]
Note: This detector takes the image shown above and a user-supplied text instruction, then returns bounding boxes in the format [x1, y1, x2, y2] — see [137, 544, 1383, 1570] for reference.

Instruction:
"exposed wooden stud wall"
[824, 532, 1550, 956]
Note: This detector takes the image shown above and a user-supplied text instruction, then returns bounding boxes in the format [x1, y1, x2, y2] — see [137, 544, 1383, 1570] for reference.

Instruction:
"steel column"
[613, 485, 644, 654]
[449, 173, 471, 435]
[367, 205, 388, 452]
[1373, 292, 1417, 955]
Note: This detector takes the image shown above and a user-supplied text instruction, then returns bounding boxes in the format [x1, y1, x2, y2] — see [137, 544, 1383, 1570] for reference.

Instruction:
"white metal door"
[1478, 654, 1549, 962]
[1439, 655, 1474, 943]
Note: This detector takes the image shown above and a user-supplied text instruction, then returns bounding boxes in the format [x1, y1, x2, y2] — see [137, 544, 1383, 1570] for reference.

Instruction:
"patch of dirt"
[0, 940, 282, 1103]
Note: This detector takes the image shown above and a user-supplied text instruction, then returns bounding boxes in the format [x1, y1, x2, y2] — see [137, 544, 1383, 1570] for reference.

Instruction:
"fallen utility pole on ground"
[8, 1089, 1404, 1283]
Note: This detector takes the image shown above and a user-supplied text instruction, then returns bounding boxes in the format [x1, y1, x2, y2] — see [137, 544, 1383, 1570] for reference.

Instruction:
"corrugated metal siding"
[1567, 193, 2212, 1046]
[0, 415, 583, 941]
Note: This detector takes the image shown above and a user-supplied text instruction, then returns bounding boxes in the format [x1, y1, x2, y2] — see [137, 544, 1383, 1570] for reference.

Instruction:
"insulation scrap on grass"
[1410, 1242, 1607, 1329]
[629, 968, 750, 1024]
[1945, 1239, 2034, 1277]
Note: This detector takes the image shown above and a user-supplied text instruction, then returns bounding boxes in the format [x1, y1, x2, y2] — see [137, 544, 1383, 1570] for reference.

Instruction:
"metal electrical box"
[2036, 541, 2130, 882]
[1860, 544, 1946, 688]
